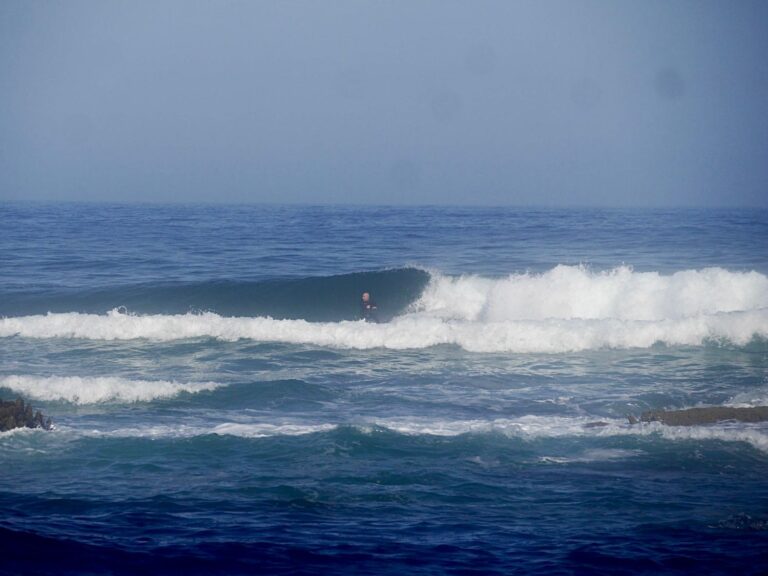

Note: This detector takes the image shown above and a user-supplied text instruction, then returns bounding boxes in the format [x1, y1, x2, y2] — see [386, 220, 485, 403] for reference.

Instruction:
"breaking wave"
[0, 375, 222, 404]
[415, 265, 768, 322]
[1, 266, 766, 353]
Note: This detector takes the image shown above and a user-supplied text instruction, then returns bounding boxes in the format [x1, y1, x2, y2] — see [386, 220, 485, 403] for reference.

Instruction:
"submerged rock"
[582, 421, 610, 429]
[0, 398, 52, 432]
[628, 406, 768, 426]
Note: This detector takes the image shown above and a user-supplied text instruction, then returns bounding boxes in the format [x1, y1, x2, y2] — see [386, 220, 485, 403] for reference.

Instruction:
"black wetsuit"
[360, 299, 378, 322]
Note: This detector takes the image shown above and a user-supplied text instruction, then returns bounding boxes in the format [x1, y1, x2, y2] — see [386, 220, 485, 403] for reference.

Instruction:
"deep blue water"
[1, 202, 768, 575]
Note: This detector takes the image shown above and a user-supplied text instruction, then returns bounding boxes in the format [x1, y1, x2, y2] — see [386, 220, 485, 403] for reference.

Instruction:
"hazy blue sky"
[1, 1, 767, 206]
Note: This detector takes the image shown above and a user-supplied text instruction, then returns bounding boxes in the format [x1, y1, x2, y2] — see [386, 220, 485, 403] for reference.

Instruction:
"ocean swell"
[2, 266, 766, 353]
[36, 415, 768, 453]
[0, 267, 430, 321]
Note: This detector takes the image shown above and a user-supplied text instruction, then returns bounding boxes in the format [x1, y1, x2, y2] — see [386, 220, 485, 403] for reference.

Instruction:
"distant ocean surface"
[1, 202, 767, 575]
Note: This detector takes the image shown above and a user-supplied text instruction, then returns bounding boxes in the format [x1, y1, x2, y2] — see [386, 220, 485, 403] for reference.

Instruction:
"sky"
[1, 0, 767, 207]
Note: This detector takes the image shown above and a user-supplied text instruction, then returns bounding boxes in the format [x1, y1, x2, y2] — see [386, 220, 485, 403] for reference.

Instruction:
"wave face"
[0, 267, 430, 321]
[2, 266, 766, 353]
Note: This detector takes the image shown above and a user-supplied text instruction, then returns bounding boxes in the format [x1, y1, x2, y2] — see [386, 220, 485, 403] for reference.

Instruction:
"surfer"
[360, 292, 378, 322]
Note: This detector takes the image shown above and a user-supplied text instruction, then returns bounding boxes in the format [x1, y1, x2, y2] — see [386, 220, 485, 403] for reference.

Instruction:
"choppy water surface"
[2, 203, 767, 574]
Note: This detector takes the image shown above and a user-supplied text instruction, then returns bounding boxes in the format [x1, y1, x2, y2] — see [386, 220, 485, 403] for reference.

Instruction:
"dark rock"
[627, 406, 768, 426]
[0, 398, 53, 432]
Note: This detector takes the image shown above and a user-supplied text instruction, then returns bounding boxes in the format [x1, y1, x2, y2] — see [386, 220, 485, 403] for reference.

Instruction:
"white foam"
[21, 415, 768, 452]
[0, 426, 44, 439]
[2, 266, 766, 353]
[366, 415, 768, 452]
[1, 308, 764, 353]
[0, 375, 222, 404]
[56, 422, 337, 439]
[211, 422, 337, 438]
[414, 265, 768, 321]
[726, 389, 768, 408]
[368, 415, 618, 438]
[538, 449, 645, 464]
[649, 422, 768, 452]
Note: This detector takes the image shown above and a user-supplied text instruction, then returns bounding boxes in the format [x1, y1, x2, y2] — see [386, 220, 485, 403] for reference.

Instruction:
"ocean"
[1, 202, 767, 575]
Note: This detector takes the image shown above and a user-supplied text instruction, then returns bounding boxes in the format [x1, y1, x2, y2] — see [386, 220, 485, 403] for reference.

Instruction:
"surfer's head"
[361, 292, 370, 302]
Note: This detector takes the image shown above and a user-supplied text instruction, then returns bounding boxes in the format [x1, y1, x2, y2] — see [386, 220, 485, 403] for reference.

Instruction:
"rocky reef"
[0, 398, 52, 432]
[628, 406, 768, 426]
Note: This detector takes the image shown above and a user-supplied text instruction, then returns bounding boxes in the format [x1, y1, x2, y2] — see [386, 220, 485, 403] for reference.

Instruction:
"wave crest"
[413, 265, 768, 321]
[0, 375, 222, 404]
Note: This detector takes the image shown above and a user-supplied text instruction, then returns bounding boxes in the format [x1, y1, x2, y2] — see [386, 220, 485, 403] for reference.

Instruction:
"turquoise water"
[1, 203, 767, 574]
